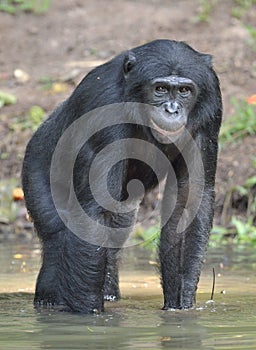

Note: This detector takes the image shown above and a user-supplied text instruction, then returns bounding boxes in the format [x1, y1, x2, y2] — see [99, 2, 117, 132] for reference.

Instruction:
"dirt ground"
[0, 0, 256, 234]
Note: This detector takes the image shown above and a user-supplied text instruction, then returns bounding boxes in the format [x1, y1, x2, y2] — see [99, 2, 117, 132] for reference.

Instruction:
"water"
[0, 242, 255, 350]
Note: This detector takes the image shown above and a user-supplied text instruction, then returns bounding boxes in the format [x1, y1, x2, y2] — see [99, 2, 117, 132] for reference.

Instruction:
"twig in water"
[210, 267, 216, 301]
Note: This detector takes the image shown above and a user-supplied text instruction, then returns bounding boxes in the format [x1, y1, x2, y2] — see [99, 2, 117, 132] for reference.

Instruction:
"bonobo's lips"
[150, 120, 185, 137]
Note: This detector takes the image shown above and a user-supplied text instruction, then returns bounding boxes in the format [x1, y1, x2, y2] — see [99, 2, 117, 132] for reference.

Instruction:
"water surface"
[0, 242, 255, 350]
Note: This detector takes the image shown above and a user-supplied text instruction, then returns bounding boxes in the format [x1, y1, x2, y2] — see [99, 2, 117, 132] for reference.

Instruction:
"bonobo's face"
[122, 42, 214, 142]
[146, 75, 198, 140]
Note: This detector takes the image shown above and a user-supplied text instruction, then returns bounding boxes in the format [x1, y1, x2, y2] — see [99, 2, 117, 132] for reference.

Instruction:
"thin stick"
[210, 267, 216, 301]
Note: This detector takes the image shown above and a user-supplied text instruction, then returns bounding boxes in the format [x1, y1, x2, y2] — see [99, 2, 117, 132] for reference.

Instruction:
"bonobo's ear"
[202, 54, 213, 67]
[123, 51, 136, 77]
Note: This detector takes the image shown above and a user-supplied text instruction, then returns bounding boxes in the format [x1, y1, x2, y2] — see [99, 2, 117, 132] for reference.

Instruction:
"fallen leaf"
[13, 188, 24, 201]
[49, 82, 69, 94]
[246, 94, 256, 105]
[13, 254, 23, 259]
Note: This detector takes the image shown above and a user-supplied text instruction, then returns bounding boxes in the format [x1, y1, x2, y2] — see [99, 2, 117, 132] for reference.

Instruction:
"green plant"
[0, 178, 19, 224]
[211, 216, 256, 246]
[195, 0, 218, 22]
[245, 24, 256, 52]
[211, 160, 256, 246]
[0, 91, 17, 108]
[38, 76, 55, 90]
[0, 0, 51, 14]
[231, 0, 256, 18]
[9, 105, 45, 132]
[219, 97, 256, 145]
[133, 224, 160, 250]
[232, 216, 256, 243]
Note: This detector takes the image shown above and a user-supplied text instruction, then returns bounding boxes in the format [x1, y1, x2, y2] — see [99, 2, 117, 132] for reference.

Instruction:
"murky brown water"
[0, 242, 255, 350]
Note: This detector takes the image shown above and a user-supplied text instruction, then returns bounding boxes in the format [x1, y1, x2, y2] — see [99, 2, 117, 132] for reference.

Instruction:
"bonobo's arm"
[159, 133, 218, 309]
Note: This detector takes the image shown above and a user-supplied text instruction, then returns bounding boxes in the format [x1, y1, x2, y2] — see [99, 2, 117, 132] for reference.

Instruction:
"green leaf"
[232, 217, 247, 236]
[0, 91, 17, 107]
[245, 176, 256, 188]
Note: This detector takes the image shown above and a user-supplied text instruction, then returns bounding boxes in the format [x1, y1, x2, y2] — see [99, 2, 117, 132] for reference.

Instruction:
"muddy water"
[0, 242, 255, 350]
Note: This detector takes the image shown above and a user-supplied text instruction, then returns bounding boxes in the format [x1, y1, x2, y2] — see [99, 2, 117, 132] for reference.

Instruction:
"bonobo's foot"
[34, 298, 69, 312]
[34, 299, 103, 313]
[34, 240, 107, 313]
[162, 304, 192, 311]
[34, 291, 71, 312]
[34, 297, 104, 314]
[34, 289, 104, 314]
[162, 298, 194, 310]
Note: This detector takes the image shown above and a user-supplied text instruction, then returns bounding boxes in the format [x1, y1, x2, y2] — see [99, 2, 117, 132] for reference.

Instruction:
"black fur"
[22, 40, 222, 313]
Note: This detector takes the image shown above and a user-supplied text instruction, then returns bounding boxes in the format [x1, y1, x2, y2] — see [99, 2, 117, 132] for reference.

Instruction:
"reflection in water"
[0, 242, 256, 349]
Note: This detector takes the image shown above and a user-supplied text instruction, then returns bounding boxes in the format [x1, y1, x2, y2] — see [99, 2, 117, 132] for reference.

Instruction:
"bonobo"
[22, 39, 222, 313]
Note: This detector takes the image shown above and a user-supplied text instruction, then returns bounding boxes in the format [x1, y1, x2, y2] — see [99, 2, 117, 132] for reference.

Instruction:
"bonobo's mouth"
[150, 120, 185, 137]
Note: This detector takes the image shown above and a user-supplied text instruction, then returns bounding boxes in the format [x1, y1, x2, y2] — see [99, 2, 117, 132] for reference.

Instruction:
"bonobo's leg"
[104, 248, 121, 301]
[102, 210, 138, 302]
[34, 228, 107, 313]
[159, 138, 218, 309]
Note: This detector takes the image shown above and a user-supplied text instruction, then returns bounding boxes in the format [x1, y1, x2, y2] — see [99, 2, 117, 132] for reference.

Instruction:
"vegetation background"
[0, 0, 255, 246]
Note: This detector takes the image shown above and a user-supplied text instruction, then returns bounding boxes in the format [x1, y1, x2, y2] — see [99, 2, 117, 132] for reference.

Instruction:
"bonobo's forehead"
[133, 39, 210, 64]
[151, 76, 196, 86]
[131, 39, 212, 83]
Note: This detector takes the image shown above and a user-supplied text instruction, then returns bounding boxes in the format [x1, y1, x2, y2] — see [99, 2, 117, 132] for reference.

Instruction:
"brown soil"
[0, 0, 256, 234]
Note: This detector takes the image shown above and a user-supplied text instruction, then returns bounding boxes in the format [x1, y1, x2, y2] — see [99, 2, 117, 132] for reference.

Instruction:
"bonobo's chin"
[150, 119, 186, 144]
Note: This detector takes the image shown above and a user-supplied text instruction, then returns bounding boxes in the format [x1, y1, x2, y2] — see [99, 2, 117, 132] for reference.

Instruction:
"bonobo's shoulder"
[74, 51, 127, 90]
[88, 52, 127, 75]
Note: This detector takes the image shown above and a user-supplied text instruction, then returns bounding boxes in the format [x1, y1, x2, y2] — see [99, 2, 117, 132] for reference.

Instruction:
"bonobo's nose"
[164, 101, 179, 115]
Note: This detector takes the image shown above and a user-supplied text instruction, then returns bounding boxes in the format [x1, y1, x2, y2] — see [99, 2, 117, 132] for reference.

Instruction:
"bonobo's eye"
[155, 85, 168, 95]
[178, 86, 192, 96]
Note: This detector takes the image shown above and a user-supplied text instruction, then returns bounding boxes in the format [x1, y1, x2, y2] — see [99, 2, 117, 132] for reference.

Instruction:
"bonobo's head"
[122, 39, 221, 141]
